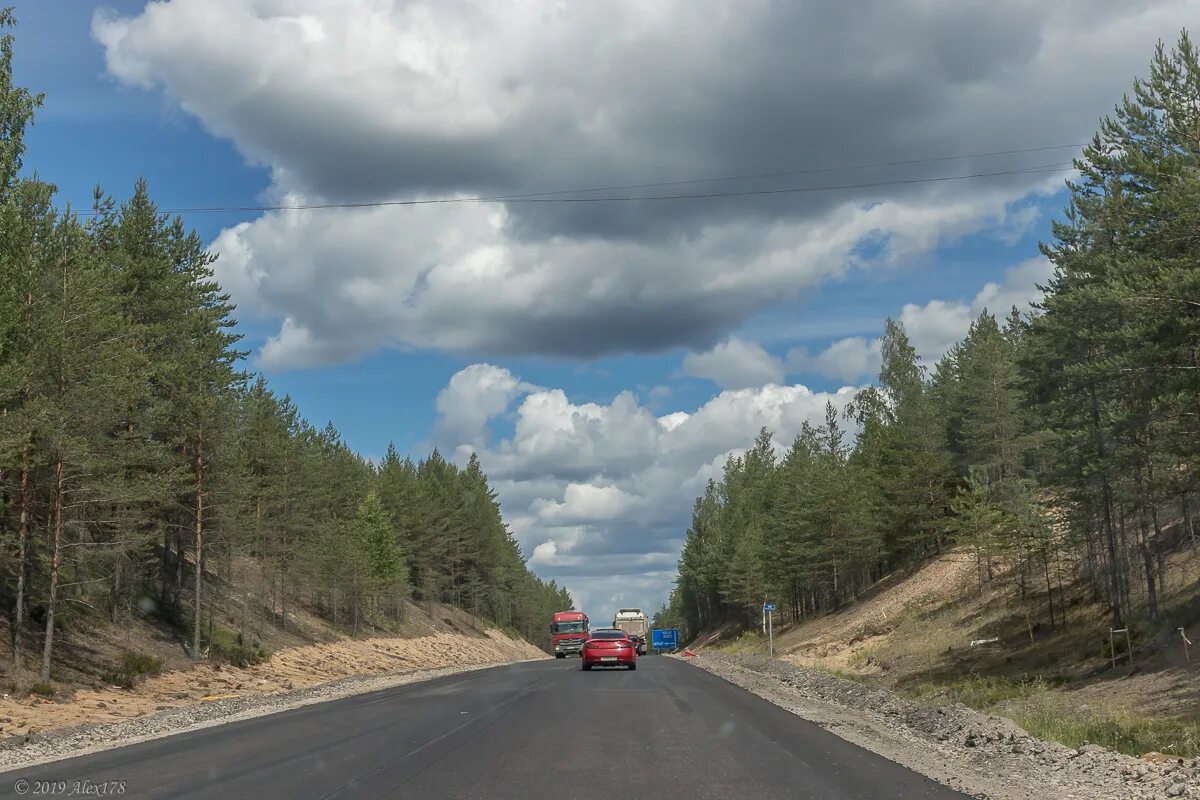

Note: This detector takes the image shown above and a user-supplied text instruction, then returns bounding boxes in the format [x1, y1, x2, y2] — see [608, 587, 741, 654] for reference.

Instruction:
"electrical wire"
[136, 162, 1075, 216]
[79, 143, 1084, 216]
[481, 142, 1086, 200]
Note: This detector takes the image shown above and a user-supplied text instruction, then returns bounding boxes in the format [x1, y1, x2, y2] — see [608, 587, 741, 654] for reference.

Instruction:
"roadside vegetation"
[656, 30, 1200, 758]
[0, 13, 569, 691]
[655, 29, 1200, 657]
[913, 675, 1200, 759]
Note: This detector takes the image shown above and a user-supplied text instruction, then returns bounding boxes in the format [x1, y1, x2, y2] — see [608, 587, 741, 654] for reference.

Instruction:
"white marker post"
[763, 602, 776, 658]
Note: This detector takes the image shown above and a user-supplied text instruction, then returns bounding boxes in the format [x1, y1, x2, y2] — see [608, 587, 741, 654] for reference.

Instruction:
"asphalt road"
[0, 657, 969, 800]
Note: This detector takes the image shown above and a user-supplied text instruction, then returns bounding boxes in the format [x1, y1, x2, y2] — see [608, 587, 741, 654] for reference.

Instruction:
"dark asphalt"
[0, 657, 969, 800]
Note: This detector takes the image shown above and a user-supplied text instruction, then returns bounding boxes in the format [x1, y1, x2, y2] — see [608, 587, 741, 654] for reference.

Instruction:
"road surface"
[0, 657, 968, 799]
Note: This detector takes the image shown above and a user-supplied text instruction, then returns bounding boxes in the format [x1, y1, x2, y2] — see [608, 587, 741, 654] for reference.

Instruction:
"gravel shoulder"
[0, 657, 544, 773]
[684, 653, 1200, 800]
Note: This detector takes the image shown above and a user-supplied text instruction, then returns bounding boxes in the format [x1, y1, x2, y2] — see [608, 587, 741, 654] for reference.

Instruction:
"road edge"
[0, 657, 545, 774]
[678, 653, 1197, 800]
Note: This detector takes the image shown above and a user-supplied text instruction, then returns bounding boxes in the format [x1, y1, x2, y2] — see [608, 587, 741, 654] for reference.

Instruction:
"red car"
[581, 628, 637, 670]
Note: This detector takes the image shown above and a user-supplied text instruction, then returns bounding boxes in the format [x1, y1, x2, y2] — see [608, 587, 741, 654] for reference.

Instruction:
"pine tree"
[28, 204, 133, 680]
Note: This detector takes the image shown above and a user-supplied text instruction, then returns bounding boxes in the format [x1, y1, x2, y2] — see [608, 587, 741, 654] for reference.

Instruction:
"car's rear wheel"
[628, 663, 637, 670]
[581, 662, 591, 671]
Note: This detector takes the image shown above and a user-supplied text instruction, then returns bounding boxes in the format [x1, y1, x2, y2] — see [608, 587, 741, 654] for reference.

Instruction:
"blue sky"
[15, 0, 1190, 622]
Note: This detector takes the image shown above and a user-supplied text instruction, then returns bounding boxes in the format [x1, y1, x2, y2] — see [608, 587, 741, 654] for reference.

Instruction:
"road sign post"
[763, 603, 776, 658]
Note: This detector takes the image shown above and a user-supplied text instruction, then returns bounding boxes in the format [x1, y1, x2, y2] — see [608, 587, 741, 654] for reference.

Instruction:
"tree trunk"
[1151, 507, 1166, 597]
[1137, 507, 1158, 621]
[40, 458, 64, 683]
[1042, 548, 1056, 627]
[13, 444, 29, 665]
[1176, 494, 1195, 556]
[1143, 445, 1167, 596]
[1184, 494, 1198, 554]
[193, 431, 204, 659]
[1089, 389, 1123, 629]
[161, 528, 171, 608]
[1055, 546, 1068, 630]
[280, 565, 288, 631]
[173, 530, 184, 612]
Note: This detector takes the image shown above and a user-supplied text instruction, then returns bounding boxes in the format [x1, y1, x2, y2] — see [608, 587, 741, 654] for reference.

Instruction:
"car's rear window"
[591, 630, 627, 640]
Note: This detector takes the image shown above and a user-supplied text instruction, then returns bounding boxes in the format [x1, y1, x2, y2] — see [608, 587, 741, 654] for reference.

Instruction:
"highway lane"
[0, 657, 968, 799]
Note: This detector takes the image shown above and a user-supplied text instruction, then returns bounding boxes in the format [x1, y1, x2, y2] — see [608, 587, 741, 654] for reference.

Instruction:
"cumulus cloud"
[788, 337, 883, 384]
[437, 364, 859, 618]
[433, 363, 539, 448]
[93, 0, 1188, 367]
[899, 299, 976, 363]
[683, 338, 785, 389]
[973, 255, 1057, 315]
[797, 255, 1055, 379]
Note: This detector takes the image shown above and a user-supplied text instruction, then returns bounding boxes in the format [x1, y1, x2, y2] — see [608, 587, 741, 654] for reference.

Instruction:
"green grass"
[802, 662, 861, 682]
[911, 674, 1049, 708]
[1010, 706, 1200, 758]
[101, 650, 165, 690]
[717, 629, 764, 654]
[908, 673, 1200, 758]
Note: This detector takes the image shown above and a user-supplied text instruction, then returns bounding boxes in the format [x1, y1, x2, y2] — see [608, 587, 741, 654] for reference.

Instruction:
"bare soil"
[708, 545, 1200, 723]
[0, 602, 543, 740]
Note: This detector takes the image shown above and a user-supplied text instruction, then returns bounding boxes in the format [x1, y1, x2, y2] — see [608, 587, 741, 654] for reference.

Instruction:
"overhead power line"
[81, 143, 1084, 217]
[141, 163, 1074, 216]
[498, 162, 1075, 204]
[484, 142, 1086, 200]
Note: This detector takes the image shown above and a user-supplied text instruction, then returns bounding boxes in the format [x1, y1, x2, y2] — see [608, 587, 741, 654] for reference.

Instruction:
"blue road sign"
[652, 628, 680, 650]
[763, 603, 776, 611]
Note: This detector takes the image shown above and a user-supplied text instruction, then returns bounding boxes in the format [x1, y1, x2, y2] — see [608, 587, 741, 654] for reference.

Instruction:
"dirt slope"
[709, 545, 1200, 729]
[0, 604, 544, 739]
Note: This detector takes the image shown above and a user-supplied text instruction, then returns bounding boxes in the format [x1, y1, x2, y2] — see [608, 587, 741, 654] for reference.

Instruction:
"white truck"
[612, 608, 649, 654]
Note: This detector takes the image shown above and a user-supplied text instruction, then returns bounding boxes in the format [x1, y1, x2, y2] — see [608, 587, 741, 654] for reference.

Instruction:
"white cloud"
[436, 364, 860, 620]
[972, 255, 1055, 315]
[93, 0, 1188, 367]
[795, 255, 1054, 379]
[531, 483, 642, 526]
[212, 189, 1050, 368]
[787, 337, 882, 383]
[899, 299, 975, 364]
[433, 363, 538, 448]
[683, 337, 785, 389]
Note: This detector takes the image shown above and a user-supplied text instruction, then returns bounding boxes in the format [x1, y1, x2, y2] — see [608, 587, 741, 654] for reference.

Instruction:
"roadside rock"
[686, 653, 1200, 800]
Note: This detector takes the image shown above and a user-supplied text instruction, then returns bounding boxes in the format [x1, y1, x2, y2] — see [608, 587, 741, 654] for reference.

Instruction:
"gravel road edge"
[0, 657, 544, 773]
[681, 653, 1199, 800]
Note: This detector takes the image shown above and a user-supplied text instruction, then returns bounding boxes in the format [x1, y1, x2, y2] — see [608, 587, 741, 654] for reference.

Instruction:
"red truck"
[551, 611, 589, 658]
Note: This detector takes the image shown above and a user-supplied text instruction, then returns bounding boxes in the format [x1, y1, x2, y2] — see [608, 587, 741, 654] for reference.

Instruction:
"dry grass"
[726, 540, 1200, 761]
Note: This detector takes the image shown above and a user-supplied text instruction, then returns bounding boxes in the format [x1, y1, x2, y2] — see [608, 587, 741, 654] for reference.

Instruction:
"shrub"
[102, 650, 165, 690]
[28, 682, 56, 698]
[206, 624, 270, 667]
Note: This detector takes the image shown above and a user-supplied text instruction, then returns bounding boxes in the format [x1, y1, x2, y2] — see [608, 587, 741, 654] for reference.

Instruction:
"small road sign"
[763, 603, 776, 611]
[652, 628, 680, 650]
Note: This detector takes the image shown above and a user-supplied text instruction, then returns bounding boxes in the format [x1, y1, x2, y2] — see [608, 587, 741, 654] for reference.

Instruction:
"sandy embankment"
[0, 629, 545, 740]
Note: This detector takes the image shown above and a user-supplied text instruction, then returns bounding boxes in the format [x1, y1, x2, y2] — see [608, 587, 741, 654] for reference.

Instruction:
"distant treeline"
[0, 14, 569, 680]
[655, 32, 1200, 641]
